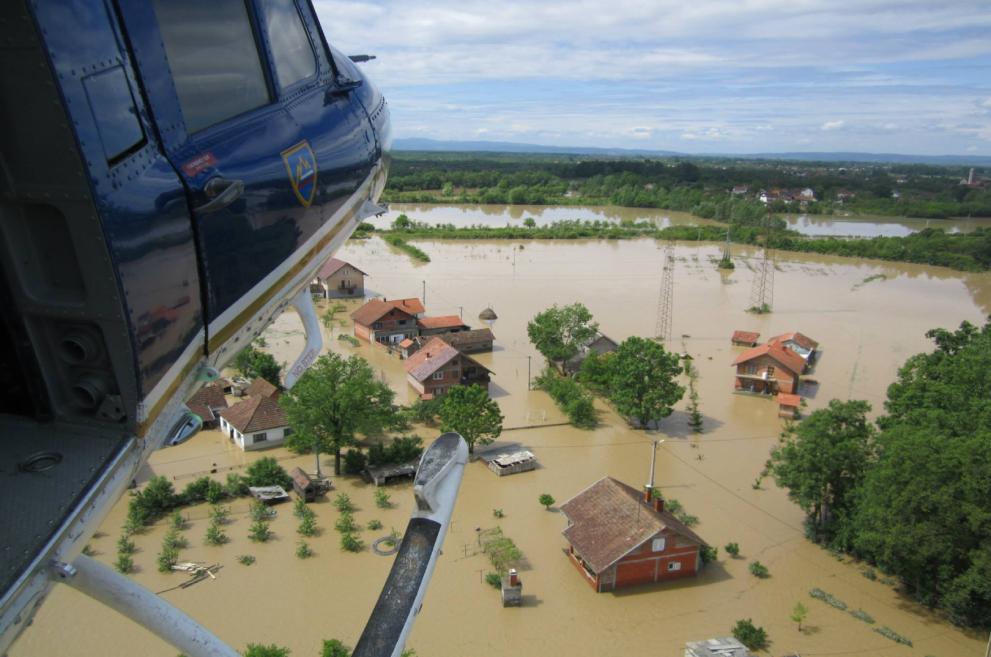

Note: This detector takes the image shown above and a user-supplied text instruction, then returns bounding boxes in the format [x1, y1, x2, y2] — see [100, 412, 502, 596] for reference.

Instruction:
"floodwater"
[378, 202, 991, 238]
[15, 236, 991, 657]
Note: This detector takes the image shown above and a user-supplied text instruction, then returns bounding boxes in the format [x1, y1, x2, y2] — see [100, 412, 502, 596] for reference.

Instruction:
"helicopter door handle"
[194, 177, 244, 214]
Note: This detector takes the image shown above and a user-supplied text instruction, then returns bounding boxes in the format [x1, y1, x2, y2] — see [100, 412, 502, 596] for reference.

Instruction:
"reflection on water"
[14, 238, 990, 657]
[378, 203, 991, 238]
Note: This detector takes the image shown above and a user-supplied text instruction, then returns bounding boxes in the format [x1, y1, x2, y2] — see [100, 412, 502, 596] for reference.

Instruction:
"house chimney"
[508, 568, 519, 586]
[653, 495, 665, 513]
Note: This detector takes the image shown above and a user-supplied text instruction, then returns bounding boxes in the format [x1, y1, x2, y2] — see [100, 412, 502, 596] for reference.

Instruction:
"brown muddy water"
[378, 202, 991, 237]
[14, 236, 991, 657]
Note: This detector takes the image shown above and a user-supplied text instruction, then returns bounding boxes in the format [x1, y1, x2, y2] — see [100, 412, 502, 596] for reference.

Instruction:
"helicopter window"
[265, 0, 317, 90]
[153, 0, 271, 133]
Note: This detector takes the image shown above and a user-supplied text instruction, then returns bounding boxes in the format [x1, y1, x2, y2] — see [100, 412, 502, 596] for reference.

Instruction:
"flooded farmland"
[14, 230, 991, 657]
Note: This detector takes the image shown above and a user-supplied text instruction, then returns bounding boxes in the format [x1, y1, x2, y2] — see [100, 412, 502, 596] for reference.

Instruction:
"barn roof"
[186, 383, 228, 422]
[731, 330, 760, 344]
[437, 328, 495, 349]
[418, 315, 468, 330]
[768, 331, 818, 351]
[245, 378, 280, 399]
[351, 298, 423, 326]
[317, 257, 366, 280]
[561, 477, 707, 574]
[732, 342, 805, 375]
[220, 395, 288, 433]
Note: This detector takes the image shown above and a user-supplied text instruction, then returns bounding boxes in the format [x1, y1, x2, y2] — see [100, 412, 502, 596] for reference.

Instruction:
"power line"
[654, 241, 675, 342]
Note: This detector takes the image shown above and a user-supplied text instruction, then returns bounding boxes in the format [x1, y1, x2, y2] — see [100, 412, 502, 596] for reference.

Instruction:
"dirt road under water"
[13, 236, 991, 657]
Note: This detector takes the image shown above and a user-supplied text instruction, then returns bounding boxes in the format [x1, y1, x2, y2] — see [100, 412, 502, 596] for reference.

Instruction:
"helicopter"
[0, 2, 464, 656]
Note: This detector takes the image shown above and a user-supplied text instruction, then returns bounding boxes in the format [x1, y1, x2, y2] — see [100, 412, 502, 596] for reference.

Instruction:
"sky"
[314, 0, 991, 155]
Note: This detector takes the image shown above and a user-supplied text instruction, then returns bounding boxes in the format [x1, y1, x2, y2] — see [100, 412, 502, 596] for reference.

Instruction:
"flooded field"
[14, 236, 991, 657]
[379, 202, 991, 237]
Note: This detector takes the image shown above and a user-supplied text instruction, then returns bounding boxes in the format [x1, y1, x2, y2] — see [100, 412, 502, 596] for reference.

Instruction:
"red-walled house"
[404, 337, 491, 398]
[731, 342, 805, 395]
[351, 298, 424, 346]
[561, 477, 709, 592]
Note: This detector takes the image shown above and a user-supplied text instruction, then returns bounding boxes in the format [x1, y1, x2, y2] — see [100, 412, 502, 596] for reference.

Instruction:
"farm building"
[417, 315, 470, 336]
[438, 327, 495, 353]
[312, 257, 366, 299]
[777, 392, 801, 419]
[730, 330, 760, 347]
[561, 477, 708, 592]
[404, 337, 492, 398]
[731, 342, 805, 395]
[487, 450, 537, 476]
[218, 394, 292, 451]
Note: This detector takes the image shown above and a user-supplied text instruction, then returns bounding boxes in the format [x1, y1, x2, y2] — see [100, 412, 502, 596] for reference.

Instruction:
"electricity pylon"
[654, 242, 675, 341]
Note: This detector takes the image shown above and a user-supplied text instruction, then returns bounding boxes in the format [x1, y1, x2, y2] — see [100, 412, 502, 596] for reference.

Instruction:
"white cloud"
[821, 120, 846, 131]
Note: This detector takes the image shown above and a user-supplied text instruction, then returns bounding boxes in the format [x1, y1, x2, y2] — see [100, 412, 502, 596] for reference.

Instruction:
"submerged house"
[186, 381, 229, 429]
[312, 257, 367, 299]
[564, 333, 618, 374]
[351, 298, 424, 346]
[417, 315, 470, 337]
[404, 336, 492, 398]
[732, 341, 805, 395]
[730, 330, 760, 347]
[767, 332, 818, 368]
[561, 477, 708, 592]
[219, 394, 292, 451]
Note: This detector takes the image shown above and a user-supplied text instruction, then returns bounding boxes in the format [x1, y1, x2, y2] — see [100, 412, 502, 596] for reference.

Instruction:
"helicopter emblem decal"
[281, 140, 318, 207]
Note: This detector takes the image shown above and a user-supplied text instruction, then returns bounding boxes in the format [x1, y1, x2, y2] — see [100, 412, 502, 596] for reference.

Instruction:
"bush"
[407, 397, 441, 425]
[700, 545, 718, 563]
[205, 522, 228, 546]
[538, 494, 555, 510]
[250, 500, 276, 521]
[249, 520, 272, 542]
[534, 369, 597, 428]
[209, 504, 231, 524]
[114, 554, 133, 574]
[129, 476, 180, 527]
[374, 488, 391, 509]
[367, 519, 383, 530]
[296, 540, 313, 559]
[243, 644, 290, 657]
[725, 542, 740, 557]
[850, 608, 875, 624]
[335, 511, 358, 534]
[238, 554, 256, 566]
[493, 508, 505, 518]
[293, 497, 309, 519]
[343, 449, 367, 475]
[874, 626, 912, 646]
[169, 510, 187, 531]
[333, 493, 354, 513]
[322, 639, 351, 657]
[485, 572, 502, 589]
[732, 618, 768, 651]
[340, 532, 363, 552]
[157, 546, 178, 573]
[749, 561, 770, 578]
[298, 515, 318, 537]
[245, 458, 292, 489]
[163, 528, 187, 550]
[809, 587, 847, 610]
[368, 436, 424, 466]
[225, 473, 249, 497]
[116, 535, 136, 555]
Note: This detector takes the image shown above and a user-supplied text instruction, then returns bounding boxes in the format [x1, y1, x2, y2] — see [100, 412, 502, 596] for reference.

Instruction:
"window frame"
[432, 371, 444, 381]
[253, 432, 268, 442]
[667, 561, 682, 572]
[256, 0, 320, 96]
[652, 537, 666, 552]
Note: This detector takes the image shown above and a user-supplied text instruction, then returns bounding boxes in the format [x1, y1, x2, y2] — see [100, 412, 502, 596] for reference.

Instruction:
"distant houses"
[312, 258, 367, 299]
[561, 477, 709, 592]
[404, 336, 492, 399]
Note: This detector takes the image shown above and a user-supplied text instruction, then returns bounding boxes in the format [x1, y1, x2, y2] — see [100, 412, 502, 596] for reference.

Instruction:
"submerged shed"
[731, 330, 760, 347]
[487, 450, 537, 477]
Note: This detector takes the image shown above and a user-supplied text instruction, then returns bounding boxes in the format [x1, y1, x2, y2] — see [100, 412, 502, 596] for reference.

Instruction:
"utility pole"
[654, 242, 675, 342]
[722, 225, 731, 262]
[458, 306, 463, 319]
[749, 215, 774, 313]
[526, 356, 532, 390]
[422, 280, 426, 306]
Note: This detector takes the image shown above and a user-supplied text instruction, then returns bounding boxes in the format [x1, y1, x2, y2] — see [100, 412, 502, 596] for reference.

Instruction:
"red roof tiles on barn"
[561, 477, 708, 574]
[417, 315, 468, 330]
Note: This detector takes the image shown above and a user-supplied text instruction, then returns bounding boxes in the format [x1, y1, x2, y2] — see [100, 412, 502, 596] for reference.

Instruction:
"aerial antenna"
[654, 241, 675, 342]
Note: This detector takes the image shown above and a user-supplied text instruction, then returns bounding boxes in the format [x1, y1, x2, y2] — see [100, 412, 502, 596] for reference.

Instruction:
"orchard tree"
[234, 344, 282, 388]
[279, 353, 398, 475]
[527, 303, 598, 370]
[770, 399, 875, 542]
[607, 336, 684, 428]
[438, 384, 503, 454]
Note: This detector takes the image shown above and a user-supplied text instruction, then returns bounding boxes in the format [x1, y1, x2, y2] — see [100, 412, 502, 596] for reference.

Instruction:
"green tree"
[321, 639, 351, 657]
[769, 399, 875, 542]
[245, 457, 293, 489]
[392, 213, 412, 230]
[606, 337, 684, 428]
[538, 494, 555, 510]
[279, 353, 398, 475]
[438, 384, 503, 453]
[790, 602, 808, 631]
[526, 303, 598, 369]
[233, 345, 282, 388]
[732, 619, 768, 651]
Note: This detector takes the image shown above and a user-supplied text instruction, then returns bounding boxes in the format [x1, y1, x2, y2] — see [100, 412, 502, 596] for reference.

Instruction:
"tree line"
[769, 319, 991, 629]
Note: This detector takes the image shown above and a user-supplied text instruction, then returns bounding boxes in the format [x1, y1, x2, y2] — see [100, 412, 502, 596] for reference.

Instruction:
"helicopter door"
[117, 0, 370, 343]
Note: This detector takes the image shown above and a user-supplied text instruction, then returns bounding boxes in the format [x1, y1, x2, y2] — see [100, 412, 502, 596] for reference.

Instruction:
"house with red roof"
[186, 381, 229, 429]
[351, 297, 424, 346]
[312, 257, 367, 299]
[218, 393, 291, 451]
[561, 477, 709, 592]
[768, 332, 818, 366]
[404, 337, 491, 398]
[731, 330, 760, 347]
[732, 341, 805, 395]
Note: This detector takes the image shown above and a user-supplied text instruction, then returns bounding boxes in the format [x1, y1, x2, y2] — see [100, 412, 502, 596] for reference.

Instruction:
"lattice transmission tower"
[748, 216, 775, 313]
[654, 242, 675, 342]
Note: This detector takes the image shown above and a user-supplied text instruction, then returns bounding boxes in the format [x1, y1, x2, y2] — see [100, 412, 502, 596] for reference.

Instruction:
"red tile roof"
[219, 395, 288, 433]
[187, 383, 228, 422]
[399, 338, 414, 348]
[404, 337, 460, 382]
[437, 328, 495, 349]
[418, 315, 468, 330]
[731, 330, 761, 344]
[768, 331, 818, 351]
[351, 298, 422, 327]
[732, 342, 805, 375]
[777, 393, 802, 406]
[561, 477, 707, 573]
[245, 378, 280, 399]
[317, 257, 366, 280]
